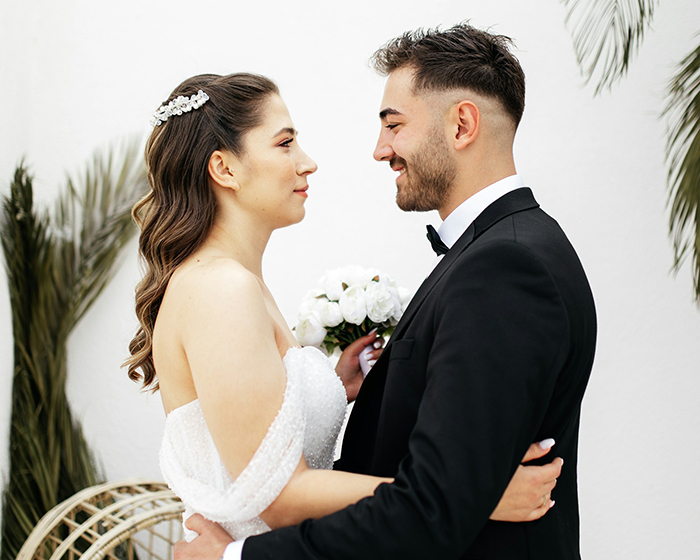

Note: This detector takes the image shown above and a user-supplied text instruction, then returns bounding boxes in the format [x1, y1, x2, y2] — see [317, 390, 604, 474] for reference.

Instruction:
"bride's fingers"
[365, 347, 385, 361]
[543, 476, 558, 493]
[526, 457, 563, 488]
[541, 457, 564, 482]
[344, 331, 380, 356]
[521, 439, 555, 463]
[363, 336, 386, 360]
[517, 458, 562, 500]
[527, 496, 555, 521]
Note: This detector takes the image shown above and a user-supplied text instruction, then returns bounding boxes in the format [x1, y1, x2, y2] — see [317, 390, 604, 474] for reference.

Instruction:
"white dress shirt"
[224, 539, 245, 560]
[430, 174, 526, 270]
[224, 174, 528, 560]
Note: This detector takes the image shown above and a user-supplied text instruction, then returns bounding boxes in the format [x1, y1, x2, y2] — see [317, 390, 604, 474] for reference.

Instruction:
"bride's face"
[233, 94, 317, 230]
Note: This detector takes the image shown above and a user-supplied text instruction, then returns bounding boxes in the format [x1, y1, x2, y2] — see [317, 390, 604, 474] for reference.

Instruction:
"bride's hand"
[489, 439, 563, 522]
[335, 332, 384, 402]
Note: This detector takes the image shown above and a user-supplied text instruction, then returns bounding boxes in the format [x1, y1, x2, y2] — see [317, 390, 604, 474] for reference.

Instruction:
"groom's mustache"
[390, 157, 408, 171]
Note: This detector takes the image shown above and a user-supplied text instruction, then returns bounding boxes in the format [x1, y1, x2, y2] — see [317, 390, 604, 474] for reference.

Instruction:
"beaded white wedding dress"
[159, 346, 348, 541]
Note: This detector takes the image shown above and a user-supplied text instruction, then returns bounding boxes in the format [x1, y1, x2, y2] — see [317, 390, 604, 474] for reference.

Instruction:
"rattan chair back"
[16, 479, 184, 560]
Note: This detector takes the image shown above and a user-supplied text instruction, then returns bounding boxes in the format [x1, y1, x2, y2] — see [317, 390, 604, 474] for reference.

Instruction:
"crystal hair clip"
[151, 90, 210, 126]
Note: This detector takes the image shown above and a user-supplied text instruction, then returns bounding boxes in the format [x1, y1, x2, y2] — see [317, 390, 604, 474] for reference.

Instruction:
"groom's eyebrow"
[379, 108, 402, 120]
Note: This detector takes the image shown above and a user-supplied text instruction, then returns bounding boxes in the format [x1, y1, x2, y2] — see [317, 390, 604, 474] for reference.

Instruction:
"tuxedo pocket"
[389, 338, 414, 361]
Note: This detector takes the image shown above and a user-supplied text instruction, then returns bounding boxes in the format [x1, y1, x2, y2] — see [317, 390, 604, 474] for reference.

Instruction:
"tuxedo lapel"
[388, 223, 474, 343]
[346, 188, 541, 470]
[385, 188, 540, 346]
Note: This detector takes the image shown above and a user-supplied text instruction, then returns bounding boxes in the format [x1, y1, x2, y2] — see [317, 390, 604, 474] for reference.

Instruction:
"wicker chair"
[16, 479, 185, 560]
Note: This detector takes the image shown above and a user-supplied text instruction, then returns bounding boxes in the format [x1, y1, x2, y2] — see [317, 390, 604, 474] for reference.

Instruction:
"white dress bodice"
[159, 346, 347, 541]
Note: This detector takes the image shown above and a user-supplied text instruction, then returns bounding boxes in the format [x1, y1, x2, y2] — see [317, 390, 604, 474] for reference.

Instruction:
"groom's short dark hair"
[371, 22, 526, 128]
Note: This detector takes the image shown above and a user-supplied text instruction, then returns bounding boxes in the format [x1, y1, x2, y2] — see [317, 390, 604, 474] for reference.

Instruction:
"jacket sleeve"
[243, 240, 570, 560]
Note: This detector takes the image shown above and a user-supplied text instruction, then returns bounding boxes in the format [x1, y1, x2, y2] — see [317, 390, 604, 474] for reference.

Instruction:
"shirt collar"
[438, 175, 526, 249]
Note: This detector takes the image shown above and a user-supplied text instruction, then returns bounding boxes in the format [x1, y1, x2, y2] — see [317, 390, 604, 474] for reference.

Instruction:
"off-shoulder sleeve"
[159, 362, 306, 540]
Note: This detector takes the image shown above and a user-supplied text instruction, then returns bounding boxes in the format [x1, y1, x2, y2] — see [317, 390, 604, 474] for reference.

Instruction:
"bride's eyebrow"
[272, 127, 297, 138]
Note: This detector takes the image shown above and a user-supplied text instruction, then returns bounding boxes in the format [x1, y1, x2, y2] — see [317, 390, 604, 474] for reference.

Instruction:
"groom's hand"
[489, 439, 563, 522]
[174, 514, 233, 560]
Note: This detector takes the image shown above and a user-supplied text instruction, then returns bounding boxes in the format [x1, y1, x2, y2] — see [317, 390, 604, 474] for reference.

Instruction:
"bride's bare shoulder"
[170, 256, 263, 303]
[158, 257, 269, 340]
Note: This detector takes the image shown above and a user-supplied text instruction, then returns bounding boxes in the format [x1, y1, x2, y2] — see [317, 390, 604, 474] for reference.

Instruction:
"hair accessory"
[151, 90, 210, 126]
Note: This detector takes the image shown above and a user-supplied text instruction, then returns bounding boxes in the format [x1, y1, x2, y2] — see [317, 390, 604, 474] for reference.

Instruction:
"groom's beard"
[393, 127, 457, 213]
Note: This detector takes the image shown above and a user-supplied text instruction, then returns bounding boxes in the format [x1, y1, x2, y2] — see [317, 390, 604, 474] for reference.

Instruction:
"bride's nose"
[297, 149, 318, 175]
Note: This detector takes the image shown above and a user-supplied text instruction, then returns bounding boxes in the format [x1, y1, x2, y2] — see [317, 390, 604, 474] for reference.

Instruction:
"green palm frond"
[562, 0, 658, 94]
[665, 41, 700, 300]
[0, 140, 147, 560]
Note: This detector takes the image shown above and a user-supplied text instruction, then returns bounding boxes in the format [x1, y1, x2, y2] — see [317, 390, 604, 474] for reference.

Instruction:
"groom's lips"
[392, 165, 407, 182]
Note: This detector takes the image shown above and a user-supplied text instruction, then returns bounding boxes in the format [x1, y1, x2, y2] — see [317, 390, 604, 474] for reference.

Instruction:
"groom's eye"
[385, 123, 400, 130]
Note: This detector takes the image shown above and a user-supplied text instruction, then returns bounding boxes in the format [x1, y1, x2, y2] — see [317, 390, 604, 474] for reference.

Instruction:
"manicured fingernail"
[368, 328, 378, 335]
[538, 438, 555, 450]
[373, 340, 382, 349]
[368, 360, 377, 367]
[549, 500, 555, 509]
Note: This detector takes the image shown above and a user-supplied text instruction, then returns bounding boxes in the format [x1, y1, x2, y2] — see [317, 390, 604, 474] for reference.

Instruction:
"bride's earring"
[227, 168, 235, 177]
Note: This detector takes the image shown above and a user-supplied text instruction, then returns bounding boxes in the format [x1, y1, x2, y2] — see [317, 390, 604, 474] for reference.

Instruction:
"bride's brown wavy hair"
[126, 73, 279, 391]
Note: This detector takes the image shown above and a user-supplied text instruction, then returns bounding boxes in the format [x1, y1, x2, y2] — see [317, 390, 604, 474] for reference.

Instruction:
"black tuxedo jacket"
[244, 188, 597, 559]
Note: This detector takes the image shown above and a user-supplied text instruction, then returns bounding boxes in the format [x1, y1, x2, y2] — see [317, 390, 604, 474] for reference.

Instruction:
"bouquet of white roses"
[294, 265, 412, 355]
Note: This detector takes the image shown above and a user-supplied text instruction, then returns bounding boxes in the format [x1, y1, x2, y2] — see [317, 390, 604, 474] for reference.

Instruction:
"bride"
[125, 72, 559, 540]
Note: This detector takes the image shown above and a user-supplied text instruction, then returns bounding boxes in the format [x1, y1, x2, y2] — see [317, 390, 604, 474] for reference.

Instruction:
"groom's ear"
[452, 100, 480, 151]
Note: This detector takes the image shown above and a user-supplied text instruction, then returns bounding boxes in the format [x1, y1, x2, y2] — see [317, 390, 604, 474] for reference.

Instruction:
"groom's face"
[373, 67, 457, 213]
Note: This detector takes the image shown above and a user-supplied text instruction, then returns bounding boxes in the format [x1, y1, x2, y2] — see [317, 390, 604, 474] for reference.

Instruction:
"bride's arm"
[261, 457, 392, 529]
[181, 264, 560, 531]
[183, 265, 291, 481]
[182, 264, 390, 523]
[260, 439, 563, 530]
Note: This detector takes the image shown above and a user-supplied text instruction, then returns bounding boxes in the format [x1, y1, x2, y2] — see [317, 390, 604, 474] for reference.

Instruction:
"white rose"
[340, 265, 373, 289]
[319, 270, 344, 301]
[397, 286, 413, 313]
[388, 286, 402, 319]
[317, 300, 343, 328]
[377, 272, 397, 287]
[298, 291, 327, 319]
[365, 267, 382, 283]
[295, 312, 327, 347]
[339, 285, 367, 325]
[306, 287, 325, 299]
[364, 281, 396, 323]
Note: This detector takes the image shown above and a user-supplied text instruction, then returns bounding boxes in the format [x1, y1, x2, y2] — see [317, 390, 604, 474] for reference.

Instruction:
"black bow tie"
[426, 225, 449, 256]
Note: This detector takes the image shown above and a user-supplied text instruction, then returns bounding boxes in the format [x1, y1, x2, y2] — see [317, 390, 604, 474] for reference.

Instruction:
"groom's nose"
[373, 130, 394, 162]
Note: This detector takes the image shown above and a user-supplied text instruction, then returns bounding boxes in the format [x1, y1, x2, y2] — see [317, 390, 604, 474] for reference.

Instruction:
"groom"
[178, 23, 596, 559]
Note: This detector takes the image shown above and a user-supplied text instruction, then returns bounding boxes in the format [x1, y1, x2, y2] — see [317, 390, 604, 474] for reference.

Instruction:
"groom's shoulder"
[470, 202, 565, 248]
[485, 201, 574, 248]
[463, 203, 588, 280]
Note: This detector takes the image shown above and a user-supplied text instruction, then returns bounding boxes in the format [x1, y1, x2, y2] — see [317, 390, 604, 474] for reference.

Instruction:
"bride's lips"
[294, 185, 309, 198]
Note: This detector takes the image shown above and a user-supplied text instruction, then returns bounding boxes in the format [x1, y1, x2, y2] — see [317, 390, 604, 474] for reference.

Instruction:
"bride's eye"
[279, 138, 295, 148]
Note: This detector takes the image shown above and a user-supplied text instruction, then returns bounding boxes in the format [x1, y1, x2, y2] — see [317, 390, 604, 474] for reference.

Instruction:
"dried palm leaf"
[1, 141, 148, 560]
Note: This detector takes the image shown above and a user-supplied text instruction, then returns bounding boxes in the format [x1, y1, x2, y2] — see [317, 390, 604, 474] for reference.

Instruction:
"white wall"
[1, 0, 699, 557]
